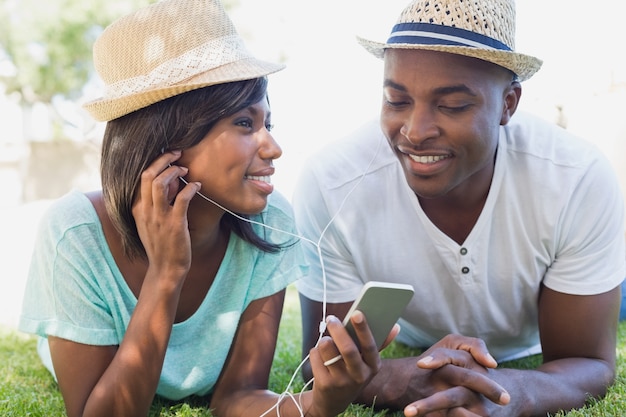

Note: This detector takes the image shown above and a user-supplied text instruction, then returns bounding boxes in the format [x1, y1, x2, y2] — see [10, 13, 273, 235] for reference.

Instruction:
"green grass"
[2, 284, 626, 416]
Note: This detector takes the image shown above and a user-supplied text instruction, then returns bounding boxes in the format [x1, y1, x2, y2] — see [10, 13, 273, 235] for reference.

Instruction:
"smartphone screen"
[343, 281, 414, 349]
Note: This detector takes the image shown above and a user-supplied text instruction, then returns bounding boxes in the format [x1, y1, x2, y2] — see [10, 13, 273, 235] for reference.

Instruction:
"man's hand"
[401, 335, 510, 416]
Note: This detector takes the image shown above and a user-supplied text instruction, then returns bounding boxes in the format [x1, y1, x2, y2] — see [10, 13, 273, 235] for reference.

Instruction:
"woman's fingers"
[380, 323, 401, 350]
[346, 310, 384, 368]
[134, 150, 201, 221]
[131, 150, 199, 274]
[150, 153, 187, 207]
[317, 336, 342, 367]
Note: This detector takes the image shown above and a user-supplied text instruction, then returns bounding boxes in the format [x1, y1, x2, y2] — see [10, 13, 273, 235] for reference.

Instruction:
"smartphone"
[343, 281, 415, 349]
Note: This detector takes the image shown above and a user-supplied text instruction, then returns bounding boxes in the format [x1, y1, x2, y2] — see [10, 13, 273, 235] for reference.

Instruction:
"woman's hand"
[306, 311, 393, 416]
[132, 150, 200, 281]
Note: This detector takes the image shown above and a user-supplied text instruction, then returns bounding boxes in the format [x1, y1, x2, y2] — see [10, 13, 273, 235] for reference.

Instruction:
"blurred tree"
[0, 0, 239, 105]
[0, 0, 152, 104]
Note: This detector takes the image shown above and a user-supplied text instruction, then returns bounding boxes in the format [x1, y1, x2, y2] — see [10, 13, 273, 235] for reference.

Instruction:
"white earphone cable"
[173, 133, 384, 416]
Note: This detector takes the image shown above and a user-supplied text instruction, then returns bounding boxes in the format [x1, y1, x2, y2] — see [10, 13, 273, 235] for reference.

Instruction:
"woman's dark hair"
[101, 77, 281, 260]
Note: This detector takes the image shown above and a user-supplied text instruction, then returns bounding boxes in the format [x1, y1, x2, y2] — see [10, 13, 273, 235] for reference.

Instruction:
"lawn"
[2, 284, 626, 416]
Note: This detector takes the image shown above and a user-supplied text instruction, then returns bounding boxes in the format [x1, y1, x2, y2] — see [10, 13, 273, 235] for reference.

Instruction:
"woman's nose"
[259, 129, 282, 160]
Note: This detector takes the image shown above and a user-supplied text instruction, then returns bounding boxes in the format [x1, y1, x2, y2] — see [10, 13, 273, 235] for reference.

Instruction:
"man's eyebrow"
[383, 79, 477, 97]
[433, 84, 477, 96]
[383, 79, 407, 92]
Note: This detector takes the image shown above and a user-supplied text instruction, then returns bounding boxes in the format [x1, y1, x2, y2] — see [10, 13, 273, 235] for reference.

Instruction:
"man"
[293, 0, 625, 415]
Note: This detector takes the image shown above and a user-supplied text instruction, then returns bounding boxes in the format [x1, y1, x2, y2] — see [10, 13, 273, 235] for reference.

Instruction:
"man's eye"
[440, 104, 471, 113]
[385, 99, 408, 108]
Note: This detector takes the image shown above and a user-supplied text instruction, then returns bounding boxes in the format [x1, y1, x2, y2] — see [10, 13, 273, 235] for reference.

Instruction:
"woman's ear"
[500, 81, 522, 125]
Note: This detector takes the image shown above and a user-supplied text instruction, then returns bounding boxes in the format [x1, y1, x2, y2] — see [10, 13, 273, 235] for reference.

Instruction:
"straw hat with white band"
[357, 0, 542, 82]
[83, 0, 285, 122]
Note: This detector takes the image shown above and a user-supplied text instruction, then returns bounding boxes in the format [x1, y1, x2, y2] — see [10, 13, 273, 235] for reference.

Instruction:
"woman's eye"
[236, 118, 253, 129]
[265, 123, 274, 131]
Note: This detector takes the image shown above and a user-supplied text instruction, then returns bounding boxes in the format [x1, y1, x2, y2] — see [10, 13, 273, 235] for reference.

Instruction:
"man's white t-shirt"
[294, 111, 625, 361]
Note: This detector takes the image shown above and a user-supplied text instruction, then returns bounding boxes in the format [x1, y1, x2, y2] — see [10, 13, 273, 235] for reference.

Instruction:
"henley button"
[461, 266, 470, 274]
[460, 247, 468, 255]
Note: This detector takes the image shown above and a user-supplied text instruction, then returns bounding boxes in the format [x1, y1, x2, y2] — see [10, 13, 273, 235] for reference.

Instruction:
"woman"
[18, 1, 391, 416]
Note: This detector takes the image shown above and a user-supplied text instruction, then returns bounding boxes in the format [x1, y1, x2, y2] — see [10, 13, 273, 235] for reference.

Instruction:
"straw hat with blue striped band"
[357, 0, 542, 82]
[83, 0, 285, 122]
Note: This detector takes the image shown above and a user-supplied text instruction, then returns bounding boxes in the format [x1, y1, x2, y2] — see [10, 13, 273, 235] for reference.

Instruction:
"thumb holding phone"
[305, 282, 413, 415]
[307, 312, 387, 417]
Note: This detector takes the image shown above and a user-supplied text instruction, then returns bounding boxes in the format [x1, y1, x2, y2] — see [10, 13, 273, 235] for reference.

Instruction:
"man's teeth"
[246, 175, 271, 183]
[409, 154, 449, 164]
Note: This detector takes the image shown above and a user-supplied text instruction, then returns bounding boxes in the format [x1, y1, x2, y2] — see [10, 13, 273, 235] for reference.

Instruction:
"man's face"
[380, 49, 519, 203]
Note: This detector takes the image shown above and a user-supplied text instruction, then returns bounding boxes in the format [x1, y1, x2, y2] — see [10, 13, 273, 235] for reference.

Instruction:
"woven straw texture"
[83, 0, 284, 122]
[398, 0, 516, 48]
[357, 0, 542, 81]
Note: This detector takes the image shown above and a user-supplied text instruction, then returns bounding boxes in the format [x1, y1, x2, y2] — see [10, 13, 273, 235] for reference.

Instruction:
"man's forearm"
[495, 358, 615, 417]
[359, 357, 615, 416]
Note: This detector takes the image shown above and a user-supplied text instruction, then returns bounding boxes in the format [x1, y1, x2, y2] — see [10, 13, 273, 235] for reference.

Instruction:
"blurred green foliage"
[0, 0, 239, 105]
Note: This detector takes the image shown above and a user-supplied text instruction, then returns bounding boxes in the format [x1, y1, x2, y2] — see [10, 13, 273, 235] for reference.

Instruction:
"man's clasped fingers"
[430, 363, 510, 405]
[423, 334, 498, 369]
[403, 385, 500, 417]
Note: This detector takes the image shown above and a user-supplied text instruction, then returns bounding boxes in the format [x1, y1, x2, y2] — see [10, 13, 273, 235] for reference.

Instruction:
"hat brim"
[357, 36, 542, 82]
[83, 57, 285, 122]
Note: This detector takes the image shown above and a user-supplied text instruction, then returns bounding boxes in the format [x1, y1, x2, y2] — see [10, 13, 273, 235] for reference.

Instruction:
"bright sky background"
[231, 0, 626, 200]
[0, 0, 624, 327]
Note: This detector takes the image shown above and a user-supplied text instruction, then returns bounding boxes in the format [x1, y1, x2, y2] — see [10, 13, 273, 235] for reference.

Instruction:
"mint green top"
[19, 190, 307, 400]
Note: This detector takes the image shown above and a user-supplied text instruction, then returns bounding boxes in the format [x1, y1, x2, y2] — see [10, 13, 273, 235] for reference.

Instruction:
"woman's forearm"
[82, 270, 184, 417]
